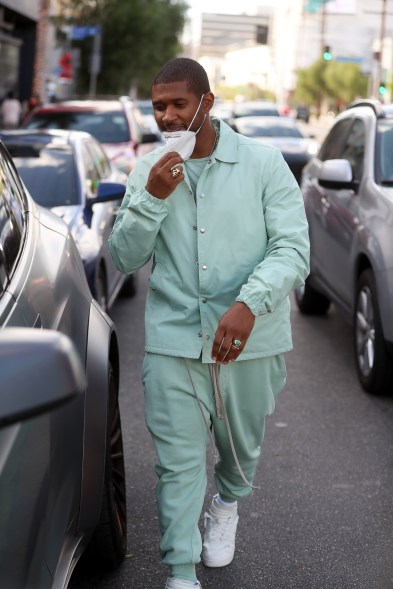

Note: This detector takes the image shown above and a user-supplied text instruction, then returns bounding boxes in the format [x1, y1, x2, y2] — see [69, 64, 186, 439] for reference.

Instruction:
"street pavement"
[70, 243, 393, 589]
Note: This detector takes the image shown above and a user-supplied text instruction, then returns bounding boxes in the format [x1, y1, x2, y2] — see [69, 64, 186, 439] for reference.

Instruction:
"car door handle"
[321, 196, 330, 209]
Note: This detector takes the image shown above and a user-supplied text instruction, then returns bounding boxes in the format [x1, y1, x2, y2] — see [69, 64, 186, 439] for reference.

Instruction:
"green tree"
[55, 0, 188, 96]
[294, 58, 368, 115]
[323, 61, 368, 109]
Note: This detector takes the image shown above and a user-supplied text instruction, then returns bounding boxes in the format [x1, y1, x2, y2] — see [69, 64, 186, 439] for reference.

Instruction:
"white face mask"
[161, 94, 206, 161]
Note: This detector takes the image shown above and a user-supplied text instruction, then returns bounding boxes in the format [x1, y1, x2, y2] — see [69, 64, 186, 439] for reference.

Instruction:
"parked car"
[0, 128, 134, 311]
[232, 100, 281, 118]
[21, 97, 160, 174]
[135, 98, 162, 137]
[211, 100, 236, 126]
[295, 99, 393, 395]
[295, 105, 310, 123]
[232, 115, 319, 184]
[0, 138, 127, 587]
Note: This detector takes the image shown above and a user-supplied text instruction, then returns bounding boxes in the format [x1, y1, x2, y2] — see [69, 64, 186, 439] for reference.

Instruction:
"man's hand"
[146, 151, 184, 200]
[212, 301, 255, 364]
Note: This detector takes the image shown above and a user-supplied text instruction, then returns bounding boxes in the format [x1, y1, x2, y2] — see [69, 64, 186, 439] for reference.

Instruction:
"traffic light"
[379, 83, 387, 96]
[59, 52, 73, 79]
[323, 45, 332, 61]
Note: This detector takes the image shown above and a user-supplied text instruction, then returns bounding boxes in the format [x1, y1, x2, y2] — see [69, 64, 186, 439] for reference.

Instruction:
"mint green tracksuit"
[108, 118, 310, 569]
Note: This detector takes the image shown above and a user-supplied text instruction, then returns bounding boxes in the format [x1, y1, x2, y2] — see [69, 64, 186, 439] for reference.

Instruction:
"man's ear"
[203, 92, 215, 114]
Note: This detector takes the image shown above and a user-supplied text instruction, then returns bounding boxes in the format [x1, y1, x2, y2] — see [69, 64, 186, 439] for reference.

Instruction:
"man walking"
[109, 57, 309, 589]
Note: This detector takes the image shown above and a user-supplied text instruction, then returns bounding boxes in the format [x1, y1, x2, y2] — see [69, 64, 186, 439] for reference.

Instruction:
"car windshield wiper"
[380, 179, 393, 186]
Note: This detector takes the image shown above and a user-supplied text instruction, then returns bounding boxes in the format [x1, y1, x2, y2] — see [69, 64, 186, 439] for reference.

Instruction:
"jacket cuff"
[129, 187, 169, 212]
[236, 295, 269, 316]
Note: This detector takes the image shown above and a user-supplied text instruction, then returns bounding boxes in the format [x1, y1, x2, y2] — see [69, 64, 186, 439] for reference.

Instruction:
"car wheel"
[95, 265, 108, 312]
[354, 270, 393, 395]
[87, 363, 127, 570]
[295, 277, 331, 315]
[121, 272, 138, 298]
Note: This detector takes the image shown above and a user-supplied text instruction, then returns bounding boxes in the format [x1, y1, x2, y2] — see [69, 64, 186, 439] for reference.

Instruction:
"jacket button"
[200, 228, 205, 233]
[192, 225, 197, 230]
[202, 298, 207, 303]
[198, 332, 203, 337]
[202, 264, 207, 270]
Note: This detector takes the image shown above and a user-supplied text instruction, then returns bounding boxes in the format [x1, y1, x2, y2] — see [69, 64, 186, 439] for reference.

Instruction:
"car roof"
[0, 128, 92, 145]
[236, 115, 296, 125]
[28, 99, 133, 114]
[345, 98, 393, 120]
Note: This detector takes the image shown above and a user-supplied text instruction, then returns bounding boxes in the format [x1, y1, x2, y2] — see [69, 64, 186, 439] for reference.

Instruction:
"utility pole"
[377, 0, 387, 90]
[32, 0, 50, 100]
[320, 0, 327, 53]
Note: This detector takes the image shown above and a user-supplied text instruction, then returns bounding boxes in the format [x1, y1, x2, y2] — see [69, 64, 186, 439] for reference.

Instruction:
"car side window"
[319, 118, 353, 161]
[85, 140, 111, 178]
[81, 143, 101, 195]
[0, 154, 25, 294]
[339, 118, 365, 182]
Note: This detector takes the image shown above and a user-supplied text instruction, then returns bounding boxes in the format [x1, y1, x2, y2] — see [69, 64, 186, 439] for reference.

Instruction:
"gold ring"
[171, 167, 181, 179]
[231, 338, 242, 350]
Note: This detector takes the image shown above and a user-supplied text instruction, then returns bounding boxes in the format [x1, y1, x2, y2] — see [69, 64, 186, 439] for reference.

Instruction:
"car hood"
[252, 137, 317, 154]
[51, 205, 99, 263]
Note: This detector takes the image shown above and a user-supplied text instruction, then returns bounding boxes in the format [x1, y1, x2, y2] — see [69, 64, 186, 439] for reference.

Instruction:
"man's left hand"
[212, 302, 255, 364]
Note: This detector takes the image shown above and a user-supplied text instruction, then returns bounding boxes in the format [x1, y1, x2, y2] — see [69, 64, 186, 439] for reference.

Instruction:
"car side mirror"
[92, 181, 126, 204]
[141, 132, 161, 144]
[318, 159, 358, 190]
[0, 329, 85, 427]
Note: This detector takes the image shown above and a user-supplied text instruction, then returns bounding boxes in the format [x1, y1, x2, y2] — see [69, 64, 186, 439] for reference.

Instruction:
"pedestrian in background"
[109, 57, 310, 589]
[1, 90, 22, 129]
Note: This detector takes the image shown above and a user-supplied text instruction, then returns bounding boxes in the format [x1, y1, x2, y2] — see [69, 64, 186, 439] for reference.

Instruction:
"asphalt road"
[70, 263, 393, 589]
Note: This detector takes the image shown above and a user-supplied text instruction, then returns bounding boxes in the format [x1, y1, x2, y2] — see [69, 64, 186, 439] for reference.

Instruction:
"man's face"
[151, 81, 204, 133]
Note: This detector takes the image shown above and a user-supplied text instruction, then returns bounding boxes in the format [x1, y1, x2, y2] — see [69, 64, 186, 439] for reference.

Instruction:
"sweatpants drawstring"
[184, 359, 258, 490]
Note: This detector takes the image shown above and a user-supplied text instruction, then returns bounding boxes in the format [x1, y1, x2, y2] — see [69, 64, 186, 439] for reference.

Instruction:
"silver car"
[0, 139, 127, 587]
[295, 99, 393, 395]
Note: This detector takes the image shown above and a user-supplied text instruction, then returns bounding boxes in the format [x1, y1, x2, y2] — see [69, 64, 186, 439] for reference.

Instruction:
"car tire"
[121, 272, 138, 298]
[354, 270, 393, 395]
[87, 363, 127, 570]
[295, 277, 331, 315]
[95, 265, 108, 312]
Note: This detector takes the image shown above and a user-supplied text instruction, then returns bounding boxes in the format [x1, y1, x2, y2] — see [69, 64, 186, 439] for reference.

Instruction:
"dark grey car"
[0, 139, 127, 587]
[296, 99, 393, 395]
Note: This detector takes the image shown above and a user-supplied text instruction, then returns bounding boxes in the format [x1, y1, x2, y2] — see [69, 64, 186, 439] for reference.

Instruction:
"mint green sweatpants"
[142, 353, 287, 568]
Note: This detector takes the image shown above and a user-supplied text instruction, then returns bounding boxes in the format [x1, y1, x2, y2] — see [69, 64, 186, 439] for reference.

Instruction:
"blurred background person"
[1, 91, 22, 129]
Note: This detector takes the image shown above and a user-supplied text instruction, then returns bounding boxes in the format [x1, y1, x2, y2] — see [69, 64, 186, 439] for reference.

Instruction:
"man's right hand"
[145, 151, 184, 200]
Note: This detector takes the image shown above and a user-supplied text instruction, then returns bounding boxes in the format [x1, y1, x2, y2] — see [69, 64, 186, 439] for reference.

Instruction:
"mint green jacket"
[109, 119, 310, 362]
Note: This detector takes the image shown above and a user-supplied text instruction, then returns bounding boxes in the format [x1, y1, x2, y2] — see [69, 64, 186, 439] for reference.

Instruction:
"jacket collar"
[212, 117, 239, 164]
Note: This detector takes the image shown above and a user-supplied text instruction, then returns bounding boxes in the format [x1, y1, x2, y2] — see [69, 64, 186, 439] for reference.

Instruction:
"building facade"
[184, 0, 390, 106]
[0, 0, 41, 103]
[270, 0, 389, 105]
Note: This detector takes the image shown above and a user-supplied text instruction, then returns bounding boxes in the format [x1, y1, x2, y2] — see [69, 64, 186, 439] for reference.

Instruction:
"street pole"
[377, 0, 387, 91]
[89, 28, 102, 98]
[320, 0, 327, 53]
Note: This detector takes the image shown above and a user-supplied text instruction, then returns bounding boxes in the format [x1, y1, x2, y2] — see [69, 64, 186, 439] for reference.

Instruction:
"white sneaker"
[202, 494, 239, 568]
[165, 578, 202, 589]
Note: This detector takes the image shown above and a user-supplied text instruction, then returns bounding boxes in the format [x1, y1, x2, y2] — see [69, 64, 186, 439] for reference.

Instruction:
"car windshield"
[234, 104, 279, 117]
[26, 110, 130, 144]
[376, 119, 393, 184]
[9, 146, 79, 207]
[236, 121, 303, 138]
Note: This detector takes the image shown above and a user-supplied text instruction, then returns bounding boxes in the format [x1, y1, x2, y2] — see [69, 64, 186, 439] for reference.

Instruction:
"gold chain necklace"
[208, 120, 220, 157]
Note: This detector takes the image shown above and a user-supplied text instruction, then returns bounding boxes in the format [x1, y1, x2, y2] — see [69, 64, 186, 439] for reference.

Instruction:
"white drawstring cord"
[184, 359, 259, 490]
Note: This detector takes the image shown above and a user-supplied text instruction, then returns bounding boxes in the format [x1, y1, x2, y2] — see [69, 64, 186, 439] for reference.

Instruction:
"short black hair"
[152, 58, 211, 96]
